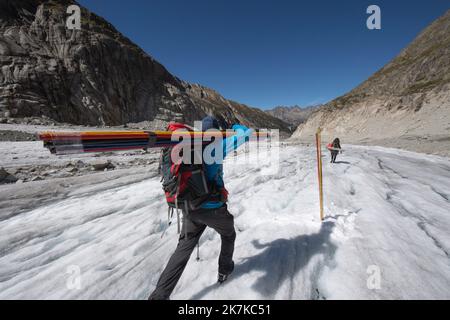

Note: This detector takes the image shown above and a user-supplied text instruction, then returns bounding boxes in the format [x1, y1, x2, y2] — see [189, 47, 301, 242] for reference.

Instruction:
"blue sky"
[77, 0, 448, 109]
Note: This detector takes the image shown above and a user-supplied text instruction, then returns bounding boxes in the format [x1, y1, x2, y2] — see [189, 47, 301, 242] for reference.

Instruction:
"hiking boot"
[218, 261, 234, 283]
[218, 273, 229, 284]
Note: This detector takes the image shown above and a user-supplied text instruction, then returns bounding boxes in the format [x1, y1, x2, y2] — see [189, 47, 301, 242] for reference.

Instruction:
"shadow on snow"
[191, 221, 337, 299]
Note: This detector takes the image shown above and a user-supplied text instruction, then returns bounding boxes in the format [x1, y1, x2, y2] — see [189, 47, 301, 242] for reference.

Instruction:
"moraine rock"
[91, 160, 115, 171]
[0, 167, 18, 184]
[65, 166, 78, 173]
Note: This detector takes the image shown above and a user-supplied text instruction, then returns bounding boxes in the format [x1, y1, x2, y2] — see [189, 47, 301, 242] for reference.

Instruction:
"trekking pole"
[196, 243, 200, 261]
[160, 208, 174, 239]
[316, 128, 324, 221]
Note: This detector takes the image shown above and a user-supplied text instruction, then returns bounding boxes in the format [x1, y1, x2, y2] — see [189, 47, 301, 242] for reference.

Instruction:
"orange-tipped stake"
[316, 128, 324, 221]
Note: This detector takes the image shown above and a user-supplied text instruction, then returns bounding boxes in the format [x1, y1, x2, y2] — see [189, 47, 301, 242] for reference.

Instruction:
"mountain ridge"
[0, 0, 291, 132]
[292, 9, 450, 156]
[265, 105, 320, 129]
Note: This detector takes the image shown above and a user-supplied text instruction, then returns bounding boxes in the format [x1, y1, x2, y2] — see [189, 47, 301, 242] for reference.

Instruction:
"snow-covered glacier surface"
[0, 144, 449, 299]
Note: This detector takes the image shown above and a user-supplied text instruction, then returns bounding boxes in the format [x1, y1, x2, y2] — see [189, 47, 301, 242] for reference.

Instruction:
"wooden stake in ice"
[316, 128, 324, 221]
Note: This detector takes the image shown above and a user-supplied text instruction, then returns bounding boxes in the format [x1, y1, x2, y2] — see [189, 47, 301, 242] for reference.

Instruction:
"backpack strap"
[184, 202, 189, 239]
[177, 209, 181, 234]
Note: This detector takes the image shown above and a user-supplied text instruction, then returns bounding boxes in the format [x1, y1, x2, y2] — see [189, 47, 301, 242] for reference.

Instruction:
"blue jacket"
[201, 124, 252, 209]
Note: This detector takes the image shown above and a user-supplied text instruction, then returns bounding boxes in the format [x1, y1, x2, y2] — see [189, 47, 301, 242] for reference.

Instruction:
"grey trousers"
[331, 151, 339, 163]
[148, 205, 236, 300]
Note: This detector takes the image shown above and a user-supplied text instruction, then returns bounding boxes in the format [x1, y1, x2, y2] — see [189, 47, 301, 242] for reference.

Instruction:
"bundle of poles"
[38, 130, 269, 155]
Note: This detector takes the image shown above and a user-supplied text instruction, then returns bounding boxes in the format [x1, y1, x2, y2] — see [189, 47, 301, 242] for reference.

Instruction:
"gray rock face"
[1, 0, 166, 125]
[0, 0, 290, 132]
[266, 105, 320, 128]
[182, 82, 291, 131]
[292, 9, 450, 156]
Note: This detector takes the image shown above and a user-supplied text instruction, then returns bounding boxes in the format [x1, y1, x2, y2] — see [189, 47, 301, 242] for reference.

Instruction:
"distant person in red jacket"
[327, 138, 342, 163]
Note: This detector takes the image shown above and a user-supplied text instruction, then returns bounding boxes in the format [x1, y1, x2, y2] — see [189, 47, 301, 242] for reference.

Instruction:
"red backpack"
[159, 123, 211, 212]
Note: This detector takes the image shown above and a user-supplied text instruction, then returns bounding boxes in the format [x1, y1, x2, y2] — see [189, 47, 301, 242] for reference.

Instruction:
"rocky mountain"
[181, 82, 290, 132]
[266, 105, 319, 128]
[0, 0, 290, 132]
[292, 9, 450, 156]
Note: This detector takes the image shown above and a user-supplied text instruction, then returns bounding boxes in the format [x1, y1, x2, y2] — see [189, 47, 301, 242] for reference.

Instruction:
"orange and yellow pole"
[316, 128, 324, 221]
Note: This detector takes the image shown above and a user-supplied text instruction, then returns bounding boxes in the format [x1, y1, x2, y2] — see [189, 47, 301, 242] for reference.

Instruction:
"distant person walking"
[327, 138, 342, 163]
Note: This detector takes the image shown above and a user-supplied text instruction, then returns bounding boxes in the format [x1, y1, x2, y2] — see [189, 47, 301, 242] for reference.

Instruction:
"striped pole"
[316, 128, 324, 221]
[38, 130, 268, 155]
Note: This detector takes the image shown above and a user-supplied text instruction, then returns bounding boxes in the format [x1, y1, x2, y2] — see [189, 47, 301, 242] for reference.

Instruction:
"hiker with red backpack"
[327, 138, 342, 164]
[148, 116, 252, 300]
